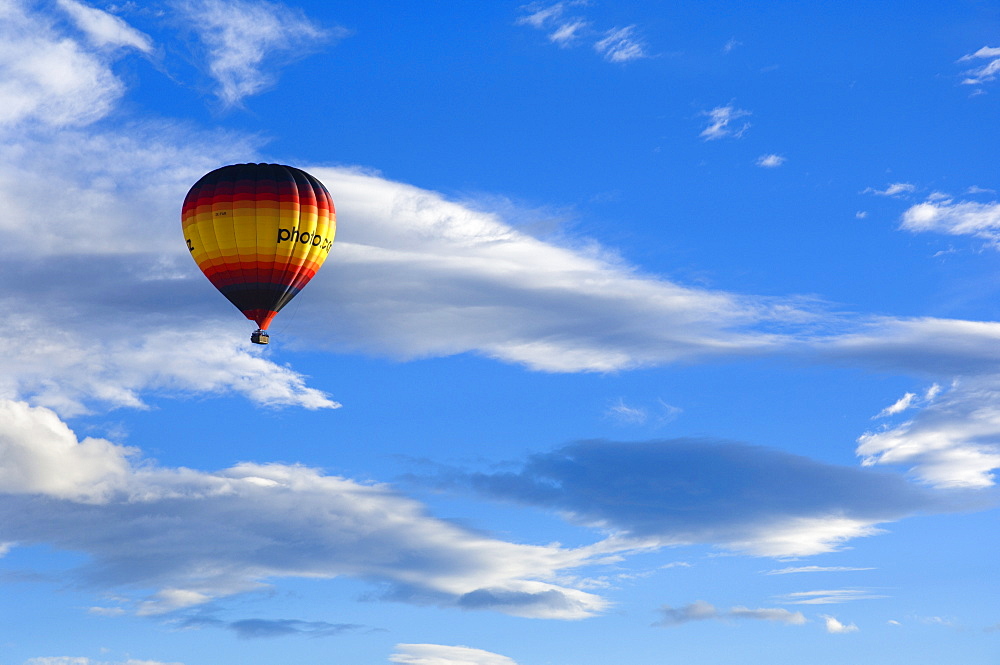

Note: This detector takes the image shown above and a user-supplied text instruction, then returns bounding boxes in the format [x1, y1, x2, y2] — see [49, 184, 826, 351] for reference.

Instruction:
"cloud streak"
[655, 600, 806, 627]
[389, 643, 519, 665]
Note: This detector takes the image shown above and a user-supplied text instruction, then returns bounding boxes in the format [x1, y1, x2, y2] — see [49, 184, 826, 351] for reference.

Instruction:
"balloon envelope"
[181, 163, 335, 331]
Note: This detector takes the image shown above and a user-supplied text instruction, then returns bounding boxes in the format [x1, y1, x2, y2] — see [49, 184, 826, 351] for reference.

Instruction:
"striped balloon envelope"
[181, 163, 336, 343]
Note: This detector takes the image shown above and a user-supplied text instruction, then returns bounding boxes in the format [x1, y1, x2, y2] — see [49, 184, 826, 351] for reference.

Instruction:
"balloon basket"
[250, 329, 270, 345]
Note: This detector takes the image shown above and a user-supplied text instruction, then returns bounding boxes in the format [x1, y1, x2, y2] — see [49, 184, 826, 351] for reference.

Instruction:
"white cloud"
[517, 4, 648, 62]
[0, 405, 612, 619]
[606, 398, 647, 424]
[0, 305, 338, 416]
[900, 199, 1000, 244]
[10, 10, 1000, 438]
[301, 166, 790, 372]
[858, 377, 1000, 488]
[815, 316, 1000, 378]
[389, 644, 519, 665]
[765, 566, 875, 575]
[699, 105, 751, 140]
[55, 0, 154, 52]
[863, 183, 916, 197]
[174, 0, 335, 105]
[966, 185, 996, 195]
[88, 606, 127, 616]
[875, 391, 918, 417]
[958, 46, 1000, 86]
[549, 19, 588, 46]
[0, 1, 125, 126]
[756, 154, 785, 168]
[655, 600, 806, 626]
[24, 659, 181, 665]
[723, 515, 885, 558]
[820, 614, 859, 633]
[594, 26, 648, 63]
[780, 589, 886, 604]
[515, 2, 568, 29]
[0, 400, 134, 502]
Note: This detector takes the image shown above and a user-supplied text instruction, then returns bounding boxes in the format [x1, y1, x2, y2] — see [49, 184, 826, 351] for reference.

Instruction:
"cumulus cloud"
[55, 0, 154, 52]
[438, 438, 943, 558]
[0, 400, 134, 502]
[390, 644, 519, 665]
[0, 404, 612, 619]
[958, 46, 1000, 86]
[820, 614, 859, 633]
[174, 0, 339, 105]
[700, 105, 751, 140]
[756, 154, 785, 168]
[655, 600, 805, 627]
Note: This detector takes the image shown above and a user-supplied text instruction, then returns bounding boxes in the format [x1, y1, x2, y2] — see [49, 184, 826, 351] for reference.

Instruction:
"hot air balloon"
[181, 163, 336, 344]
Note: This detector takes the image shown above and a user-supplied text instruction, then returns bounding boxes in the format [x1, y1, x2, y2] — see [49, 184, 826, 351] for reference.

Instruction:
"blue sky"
[1, 1, 1000, 663]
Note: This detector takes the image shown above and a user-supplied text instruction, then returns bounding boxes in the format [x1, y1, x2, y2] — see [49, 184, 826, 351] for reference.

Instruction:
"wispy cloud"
[389, 643, 520, 665]
[655, 600, 805, 627]
[863, 183, 916, 197]
[604, 398, 681, 426]
[958, 46, 1000, 87]
[700, 105, 751, 140]
[594, 26, 648, 63]
[173, 0, 340, 106]
[517, 3, 650, 63]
